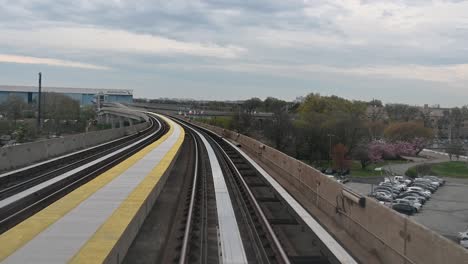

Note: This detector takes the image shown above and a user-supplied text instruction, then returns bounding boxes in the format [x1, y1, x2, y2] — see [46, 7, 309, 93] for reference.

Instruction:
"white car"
[379, 182, 406, 192]
[407, 187, 431, 196]
[458, 231, 468, 240]
[460, 237, 468, 249]
[394, 183, 408, 191]
[403, 195, 425, 205]
[415, 178, 440, 187]
[373, 192, 393, 202]
[394, 176, 412, 185]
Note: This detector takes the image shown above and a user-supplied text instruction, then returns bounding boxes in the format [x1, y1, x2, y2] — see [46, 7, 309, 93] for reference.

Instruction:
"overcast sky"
[1, 0, 468, 106]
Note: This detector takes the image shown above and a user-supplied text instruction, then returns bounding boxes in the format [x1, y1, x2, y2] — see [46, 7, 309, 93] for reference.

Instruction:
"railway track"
[5, 111, 354, 263]
[0, 124, 155, 199]
[170, 117, 342, 264]
[211, 135, 336, 264]
[0, 114, 168, 233]
[160, 125, 220, 264]
[0, 120, 154, 189]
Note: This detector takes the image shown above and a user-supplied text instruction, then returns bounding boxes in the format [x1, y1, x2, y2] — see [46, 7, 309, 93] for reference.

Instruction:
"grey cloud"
[1, 0, 468, 106]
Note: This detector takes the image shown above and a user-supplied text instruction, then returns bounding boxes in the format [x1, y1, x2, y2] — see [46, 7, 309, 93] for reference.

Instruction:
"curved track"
[0, 114, 168, 233]
[171, 116, 349, 264]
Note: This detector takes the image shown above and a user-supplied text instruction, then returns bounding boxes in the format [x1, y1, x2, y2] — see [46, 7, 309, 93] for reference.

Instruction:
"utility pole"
[37, 72, 42, 130]
[327, 133, 335, 168]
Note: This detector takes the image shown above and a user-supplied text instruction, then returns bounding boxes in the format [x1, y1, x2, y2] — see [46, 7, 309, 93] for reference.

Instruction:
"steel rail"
[0, 119, 155, 200]
[178, 131, 199, 264]
[0, 118, 154, 188]
[210, 138, 291, 264]
[0, 114, 167, 233]
[173, 115, 289, 263]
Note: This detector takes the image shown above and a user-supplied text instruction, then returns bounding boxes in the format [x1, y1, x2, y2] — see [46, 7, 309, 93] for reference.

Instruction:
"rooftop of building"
[0, 85, 133, 96]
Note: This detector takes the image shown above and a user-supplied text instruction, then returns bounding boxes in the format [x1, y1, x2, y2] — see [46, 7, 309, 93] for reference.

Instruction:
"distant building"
[0, 85, 133, 106]
[366, 105, 388, 121]
[294, 96, 305, 103]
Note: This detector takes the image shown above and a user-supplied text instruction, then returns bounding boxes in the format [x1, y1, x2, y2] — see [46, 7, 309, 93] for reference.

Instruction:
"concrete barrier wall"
[193, 120, 468, 264]
[104, 146, 181, 264]
[0, 122, 149, 172]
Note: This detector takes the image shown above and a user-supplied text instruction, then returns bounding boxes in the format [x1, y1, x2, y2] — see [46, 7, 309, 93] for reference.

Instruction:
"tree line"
[0, 93, 96, 144]
[200, 94, 434, 171]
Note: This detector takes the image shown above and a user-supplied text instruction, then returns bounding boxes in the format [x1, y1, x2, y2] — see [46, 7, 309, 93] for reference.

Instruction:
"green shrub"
[405, 167, 417, 178]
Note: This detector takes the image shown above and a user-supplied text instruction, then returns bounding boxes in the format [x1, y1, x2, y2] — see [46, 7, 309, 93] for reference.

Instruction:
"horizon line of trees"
[198, 93, 436, 171]
[0, 93, 97, 144]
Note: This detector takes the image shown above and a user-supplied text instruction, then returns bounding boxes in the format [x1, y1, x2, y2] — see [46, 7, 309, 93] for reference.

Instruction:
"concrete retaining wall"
[193, 120, 468, 264]
[0, 122, 149, 172]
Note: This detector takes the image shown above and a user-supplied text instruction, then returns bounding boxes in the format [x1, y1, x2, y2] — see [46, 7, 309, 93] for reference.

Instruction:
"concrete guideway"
[184, 125, 248, 264]
[0, 113, 184, 263]
[223, 139, 358, 264]
[0, 121, 149, 172]
[179, 118, 354, 263]
[0, 121, 149, 181]
[0, 119, 161, 210]
[192, 120, 468, 264]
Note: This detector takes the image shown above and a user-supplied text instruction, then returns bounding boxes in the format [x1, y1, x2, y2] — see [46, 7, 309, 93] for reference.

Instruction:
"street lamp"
[37, 72, 42, 130]
[327, 133, 335, 167]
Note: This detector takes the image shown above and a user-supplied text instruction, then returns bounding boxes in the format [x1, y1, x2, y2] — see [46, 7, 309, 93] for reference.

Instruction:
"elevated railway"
[5, 109, 445, 263]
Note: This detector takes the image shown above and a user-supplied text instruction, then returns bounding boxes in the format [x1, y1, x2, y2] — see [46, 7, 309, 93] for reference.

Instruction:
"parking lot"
[347, 178, 468, 242]
[411, 178, 468, 241]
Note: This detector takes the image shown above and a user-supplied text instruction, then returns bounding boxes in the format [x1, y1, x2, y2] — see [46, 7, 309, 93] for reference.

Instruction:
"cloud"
[336, 64, 468, 84]
[0, 54, 110, 70]
[0, 26, 246, 59]
[1, 0, 468, 105]
[157, 61, 468, 85]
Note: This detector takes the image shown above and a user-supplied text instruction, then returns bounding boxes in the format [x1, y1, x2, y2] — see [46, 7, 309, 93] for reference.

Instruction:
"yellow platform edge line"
[0, 113, 174, 261]
[68, 115, 185, 264]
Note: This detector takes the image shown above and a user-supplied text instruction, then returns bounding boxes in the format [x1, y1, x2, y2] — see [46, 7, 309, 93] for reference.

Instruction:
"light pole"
[327, 133, 335, 168]
[37, 72, 42, 130]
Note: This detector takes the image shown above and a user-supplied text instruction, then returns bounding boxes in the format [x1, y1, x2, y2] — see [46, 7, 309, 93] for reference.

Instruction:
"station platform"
[0, 114, 184, 264]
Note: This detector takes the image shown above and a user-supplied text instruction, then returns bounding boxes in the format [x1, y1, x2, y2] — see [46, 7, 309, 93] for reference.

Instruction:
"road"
[382, 149, 451, 175]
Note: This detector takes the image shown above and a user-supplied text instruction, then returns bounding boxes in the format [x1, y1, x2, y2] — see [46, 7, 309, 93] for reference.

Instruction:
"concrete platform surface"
[0, 114, 184, 264]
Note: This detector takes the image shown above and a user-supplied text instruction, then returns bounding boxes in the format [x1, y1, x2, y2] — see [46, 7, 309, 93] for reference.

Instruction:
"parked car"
[460, 235, 468, 249]
[419, 177, 441, 185]
[374, 187, 399, 196]
[458, 230, 468, 240]
[412, 183, 437, 193]
[394, 176, 412, 185]
[403, 190, 431, 199]
[414, 178, 439, 189]
[395, 199, 422, 212]
[378, 201, 392, 207]
[336, 175, 349, 184]
[397, 192, 427, 202]
[407, 187, 431, 197]
[373, 192, 393, 202]
[400, 195, 426, 205]
[376, 184, 401, 191]
[324, 168, 336, 175]
[373, 188, 396, 197]
[423, 176, 445, 185]
[376, 186, 401, 195]
[392, 203, 417, 215]
[380, 182, 407, 191]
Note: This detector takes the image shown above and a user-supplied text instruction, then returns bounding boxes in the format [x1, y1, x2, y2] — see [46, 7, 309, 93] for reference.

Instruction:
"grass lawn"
[350, 160, 407, 177]
[407, 161, 468, 178]
[309, 160, 408, 177]
[194, 116, 233, 129]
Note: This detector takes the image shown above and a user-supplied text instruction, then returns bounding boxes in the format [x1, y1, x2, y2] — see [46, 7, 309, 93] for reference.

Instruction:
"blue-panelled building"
[0, 85, 133, 106]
